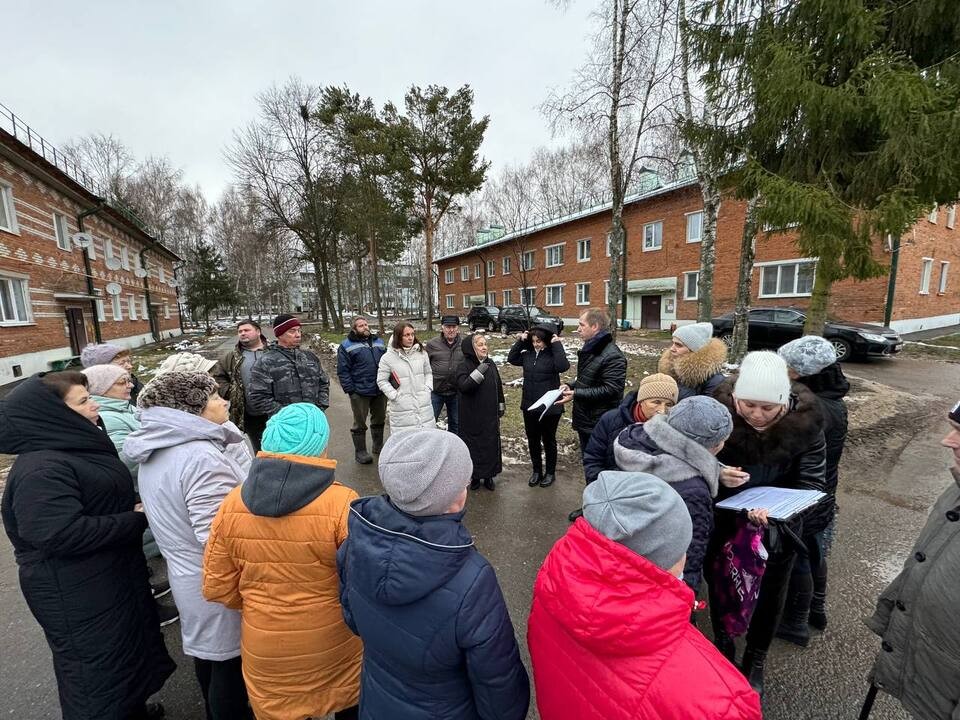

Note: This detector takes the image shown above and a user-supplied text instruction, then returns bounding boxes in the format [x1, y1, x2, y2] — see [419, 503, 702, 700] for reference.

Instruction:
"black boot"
[741, 647, 767, 699]
[528, 471, 543, 487]
[371, 425, 385, 454]
[809, 562, 828, 630]
[775, 572, 813, 647]
[540, 473, 556, 488]
[470, 478, 481, 491]
[352, 433, 373, 465]
[483, 477, 496, 491]
[714, 632, 737, 663]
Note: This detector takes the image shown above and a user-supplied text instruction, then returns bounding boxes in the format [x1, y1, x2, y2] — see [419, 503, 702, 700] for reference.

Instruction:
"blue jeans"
[431, 392, 459, 435]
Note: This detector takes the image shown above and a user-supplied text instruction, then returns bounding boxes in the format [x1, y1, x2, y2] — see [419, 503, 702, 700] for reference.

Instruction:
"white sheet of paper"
[527, 388, 564, 421]
[715, 486, 826, 521]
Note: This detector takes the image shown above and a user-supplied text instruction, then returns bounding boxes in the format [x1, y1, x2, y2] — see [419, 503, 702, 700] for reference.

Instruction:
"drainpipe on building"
[883, 234, 901, 328]
[77, 203, 106, 343]
[138, 248, 159, 342]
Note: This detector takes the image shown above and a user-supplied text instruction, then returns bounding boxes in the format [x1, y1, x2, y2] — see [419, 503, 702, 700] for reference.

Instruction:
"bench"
[48, 356, 81, 372]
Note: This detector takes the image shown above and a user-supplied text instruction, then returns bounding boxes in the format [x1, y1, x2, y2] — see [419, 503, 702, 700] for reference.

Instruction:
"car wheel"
[487, 320, 495, 332]
[498, 323, 507, 334]
[831, 338, 852, 362]
[719, 333, 734, 347]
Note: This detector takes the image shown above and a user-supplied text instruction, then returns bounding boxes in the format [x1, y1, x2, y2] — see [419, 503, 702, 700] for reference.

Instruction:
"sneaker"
[150, 580, 171, 599]
[157, 602, 179, 628]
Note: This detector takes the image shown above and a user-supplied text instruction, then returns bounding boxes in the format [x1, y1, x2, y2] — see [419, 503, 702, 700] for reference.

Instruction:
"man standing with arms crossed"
[213, 319, 269, 451]
[425, 315, 464, 435]
[336, 316, 387, 464]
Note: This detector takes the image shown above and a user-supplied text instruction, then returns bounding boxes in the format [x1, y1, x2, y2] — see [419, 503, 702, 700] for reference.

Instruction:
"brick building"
[0, 109, 182, 385]
[435, 177, 960, 334]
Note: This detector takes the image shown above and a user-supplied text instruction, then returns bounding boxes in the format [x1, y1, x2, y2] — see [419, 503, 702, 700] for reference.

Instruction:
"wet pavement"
[2, 343, 959, 719]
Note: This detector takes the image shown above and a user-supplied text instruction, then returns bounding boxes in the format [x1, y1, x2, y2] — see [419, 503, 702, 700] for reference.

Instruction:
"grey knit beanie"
[583, 471, 692, 571]
[664, 395, 733, 448]
[379, 429, 473, 516]
[673, 322, 714, 352]
[778, 336, 838, 377]
[80, 343, 125, 367]
[82, 364, 129, 396]
[137, 371, 219, 415]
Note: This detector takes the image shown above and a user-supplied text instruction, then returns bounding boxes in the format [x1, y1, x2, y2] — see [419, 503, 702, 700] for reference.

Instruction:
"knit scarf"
[632, 403, 649, 424]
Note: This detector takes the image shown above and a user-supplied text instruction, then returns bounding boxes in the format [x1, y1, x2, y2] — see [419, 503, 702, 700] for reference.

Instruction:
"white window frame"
[111, 294, 122, 321]
[757, 259, 818, 298]
[53, 212, 71, 250]
[95, 297, 106, 322]
[577, 238, 591, 262]
[141, 296, 148, 319]
[487, 291, 496, 305]
[158, 266, 165, 284]
[134, 251, 143, 272]
[473, 263, 481, 280]
[445, 294, 455, 309]
[121, 246, 130, 271]
[502, 256, 511, 275]
[444, 268, 454, 284]
[164, 303, 171, 319]
[928, 206, 939, 223]
[486, 260, 495, 278]
[947, 205, 957, 230]
[604, 280, 610, 305]
[460, 266, 469, 281]
[683, 271, 700, 300]
[0, 183, 19, 234]
[643, 221, 663, 252]
[503, 289, 513, 305]
[576, 282, 590, 306]
[686, 211, 703, 244]
[128, 294, 138, 320]
[938, 261, 950, 294]
[605, 233, 612, 257]
[521, 250, 535, 271]
[520, 286, 536, 306]
[462, 293, 471, 309]
[919, 258, 934, 294]
[545, 284, 564, 306]
[544, 243, 565, 268]
[0, 272, 32, 325]
[105, 238, 115, 261]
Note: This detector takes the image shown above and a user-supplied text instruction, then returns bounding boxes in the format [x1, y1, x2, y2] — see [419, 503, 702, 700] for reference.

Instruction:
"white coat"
[377, 346, 435, 433]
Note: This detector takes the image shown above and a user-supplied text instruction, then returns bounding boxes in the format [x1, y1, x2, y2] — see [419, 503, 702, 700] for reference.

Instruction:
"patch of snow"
[506, 378, 524, 387]
[905, 340, 960, 351]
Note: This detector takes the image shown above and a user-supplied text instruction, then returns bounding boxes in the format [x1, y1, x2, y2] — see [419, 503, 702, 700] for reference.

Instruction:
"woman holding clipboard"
[507, 324, 571, 489]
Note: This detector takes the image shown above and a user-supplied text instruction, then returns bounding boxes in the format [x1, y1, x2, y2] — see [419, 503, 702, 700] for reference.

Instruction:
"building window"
[0, 183, 19, 234]
[938, 261, 950, 294]
[545, 284, 564, 306]
[576, 282, 590, 305]
[141, 296, 148, 319]
[53, 213, 71, 250]
[473, 263, 481, 280]
[487, 291, 496, 305]
[503, 289, 513, 305]
[928, 206, 938, 223]
[105, 239, 115, 262]
[95, 295, 106, 322]
[158, 267, 166, 284]
[164, 303, 170, 319]
[462, 294, 471, 308]
[759, 260, 817, 298]
[919, 258, 934, 294]
[643, 221, 663, 251]
[502, 256, 511, 274]
[686, 211, 703, 243]
[111, 294, 122, 320]
[605, 233, 612, 257]
[121, 246, 130, 271]
[128, 295, 138, 320]
[0, 274, 31, 324]
[460, 266, 469, 281]
[445, 294, 455, 308]
[683, 271, 699, 300]
[444, 268, 454, 284]
[521, 287, 535, 306]
[521, 250, 535, 271]
[947, 206, 957, 230]
[604, 280, 610, 305]
[577, 238, 591, 262]
[486, 260, 495, 278]
[545, 243, 564, 268]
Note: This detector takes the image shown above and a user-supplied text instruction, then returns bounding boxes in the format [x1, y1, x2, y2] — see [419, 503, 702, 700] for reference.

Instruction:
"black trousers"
[243, 412, 267, 453]
[335, 706, 360, 719]
[524, 411, 562, 474]
[577, 430, 592, 467]
[193, 656, 252, 720]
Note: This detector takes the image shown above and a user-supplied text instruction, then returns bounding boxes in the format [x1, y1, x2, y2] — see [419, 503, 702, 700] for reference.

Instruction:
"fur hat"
[665, 395, 733, 448]
[636, 373, 679, 404]
[262, 403, 329, 457]
[778, 336, 838, 377]
[273, 313, 301, 337]
[673, 322, 714, 352]
[583, 471, 692, 571]
[82, 364, 129, 396]
[734, 351, 791, 405]
[80, 343, 126, 367]
[137, 371, 219, 415]
[155, 352, 216, 376]
[379, 429, 472, 516]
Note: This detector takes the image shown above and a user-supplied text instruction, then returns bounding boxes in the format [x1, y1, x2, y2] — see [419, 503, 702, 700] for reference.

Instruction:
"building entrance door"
[66, 308, 88, 355]
[641, 295, 661, 329]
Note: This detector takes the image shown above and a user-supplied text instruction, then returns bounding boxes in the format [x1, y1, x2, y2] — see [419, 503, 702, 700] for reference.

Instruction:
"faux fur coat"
[658, 338, 727, 400]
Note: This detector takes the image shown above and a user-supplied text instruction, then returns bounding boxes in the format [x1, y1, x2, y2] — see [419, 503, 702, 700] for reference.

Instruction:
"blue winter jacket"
[337, 332, 387, 397]
[583, 391, 639, 485]
[337, 495, 530, 720]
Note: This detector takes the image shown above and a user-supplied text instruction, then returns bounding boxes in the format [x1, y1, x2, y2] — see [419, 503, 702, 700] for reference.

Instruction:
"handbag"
[707, 514, 769, 637]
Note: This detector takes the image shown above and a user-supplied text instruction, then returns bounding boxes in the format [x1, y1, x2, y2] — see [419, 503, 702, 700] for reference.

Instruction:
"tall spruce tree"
[185, 242, 237, 334]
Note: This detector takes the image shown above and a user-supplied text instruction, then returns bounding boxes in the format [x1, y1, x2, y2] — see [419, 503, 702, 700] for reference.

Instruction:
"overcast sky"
[5, 1, 593, 201]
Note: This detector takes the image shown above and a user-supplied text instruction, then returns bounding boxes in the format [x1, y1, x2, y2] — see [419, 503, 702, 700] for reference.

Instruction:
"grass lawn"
[901, 333, 960, 362]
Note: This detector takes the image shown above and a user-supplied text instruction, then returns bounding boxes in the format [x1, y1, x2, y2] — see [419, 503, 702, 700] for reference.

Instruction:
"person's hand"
[719, 466, 750, 488]
[555, 385, 575, 405]
[517, 331, 528, 341]
[551, 335, 562, 343]
[134, 503, 145, 513]
[747, 508, 769, 527]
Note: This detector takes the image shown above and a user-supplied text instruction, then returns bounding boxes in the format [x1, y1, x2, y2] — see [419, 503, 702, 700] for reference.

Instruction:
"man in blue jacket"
[336, 316, 387, 464]
[337, 429, 530, 720]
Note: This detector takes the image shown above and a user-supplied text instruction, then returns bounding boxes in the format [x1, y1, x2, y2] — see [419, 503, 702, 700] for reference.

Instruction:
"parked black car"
[710, 307, 903, 361]
[497, 305, 564, 335]
[466, 305, 501, 331]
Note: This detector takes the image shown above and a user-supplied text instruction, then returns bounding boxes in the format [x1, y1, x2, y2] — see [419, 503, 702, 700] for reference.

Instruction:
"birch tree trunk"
[730, 196, 760, 364]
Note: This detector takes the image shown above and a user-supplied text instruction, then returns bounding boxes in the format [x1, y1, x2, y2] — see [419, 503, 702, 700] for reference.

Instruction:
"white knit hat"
[673, 322, 714, 352]
[734, 351, 791, 405]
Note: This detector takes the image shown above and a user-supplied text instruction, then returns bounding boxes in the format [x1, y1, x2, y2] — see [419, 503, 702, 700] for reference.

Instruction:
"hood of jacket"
[240, 452, 337, 517]
[614, 416, 721, 496]
[658, 338, 727, 387]
[345, 495, 475, 606]
[581, 330, 613, 356]
[461, 333, 483, 364]
[797, 362, 850, 401]
[535, 518, 694, 657]
[0, 375, 118, 456]
[123, 406, 245, 464]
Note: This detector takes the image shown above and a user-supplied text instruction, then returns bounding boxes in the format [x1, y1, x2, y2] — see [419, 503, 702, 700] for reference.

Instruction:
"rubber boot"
[352, 433, 373, 465]
[714, 632, 737, 663]
[371, 425, 385, 454]
[809, 563, 828, 630]
[775, 572, 813, 647]
[741, 647, 767, 699]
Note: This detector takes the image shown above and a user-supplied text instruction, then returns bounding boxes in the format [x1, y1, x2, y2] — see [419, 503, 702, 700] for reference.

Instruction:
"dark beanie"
[950, 400, 960, 425]
[273, 314, 301, 337]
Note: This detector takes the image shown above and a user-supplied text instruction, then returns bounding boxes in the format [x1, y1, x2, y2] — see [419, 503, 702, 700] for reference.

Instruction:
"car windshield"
[528, 307, 545, 317]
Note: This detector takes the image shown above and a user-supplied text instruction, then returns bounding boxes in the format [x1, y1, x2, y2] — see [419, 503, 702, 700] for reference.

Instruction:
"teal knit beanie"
[262, 403, 330, 457]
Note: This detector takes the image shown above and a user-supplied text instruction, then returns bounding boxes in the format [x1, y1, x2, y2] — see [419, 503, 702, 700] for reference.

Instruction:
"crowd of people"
[0, 308, 957, 720]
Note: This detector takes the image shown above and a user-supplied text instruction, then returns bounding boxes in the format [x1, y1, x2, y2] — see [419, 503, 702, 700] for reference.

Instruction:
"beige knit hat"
[636, 373, 679, 403]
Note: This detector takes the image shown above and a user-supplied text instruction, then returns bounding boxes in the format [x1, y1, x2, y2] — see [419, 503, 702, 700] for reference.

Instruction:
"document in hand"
[527, 388, 564, 421]
[715, 487, 826, 521]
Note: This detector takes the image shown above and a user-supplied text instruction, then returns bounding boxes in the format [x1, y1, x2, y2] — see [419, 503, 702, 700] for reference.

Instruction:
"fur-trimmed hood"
[613, 416, 720, 496]
[658, 338, 727, 388]
[713, 376, 823, 466]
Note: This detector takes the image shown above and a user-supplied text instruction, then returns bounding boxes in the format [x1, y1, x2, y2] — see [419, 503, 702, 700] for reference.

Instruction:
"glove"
[498, 402, 505, 418]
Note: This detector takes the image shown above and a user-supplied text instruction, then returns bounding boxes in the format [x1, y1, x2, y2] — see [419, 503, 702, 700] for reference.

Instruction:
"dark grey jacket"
[246, 345, 330, 417]
[866, 467, 960, 720]
[425, 334, 464, 396]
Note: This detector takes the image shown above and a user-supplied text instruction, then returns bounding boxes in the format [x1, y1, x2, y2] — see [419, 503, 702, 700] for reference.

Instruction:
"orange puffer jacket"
[202, 451, 362, 720]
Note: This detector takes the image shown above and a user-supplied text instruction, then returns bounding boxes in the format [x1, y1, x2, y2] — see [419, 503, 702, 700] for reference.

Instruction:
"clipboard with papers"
[715, 486, 826, 521]
[527, 388, 564, 421]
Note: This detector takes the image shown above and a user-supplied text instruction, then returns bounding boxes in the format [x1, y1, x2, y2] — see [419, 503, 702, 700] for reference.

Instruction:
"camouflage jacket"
[246, 345, 330, 417]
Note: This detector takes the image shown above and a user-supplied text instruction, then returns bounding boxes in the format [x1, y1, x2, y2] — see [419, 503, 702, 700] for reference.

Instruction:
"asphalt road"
[2, 343, 959, 719]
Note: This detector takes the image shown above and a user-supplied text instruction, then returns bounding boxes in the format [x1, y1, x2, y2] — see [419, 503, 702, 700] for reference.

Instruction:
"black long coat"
[0, 376, 175, 720]
[456, 336, 505, 480]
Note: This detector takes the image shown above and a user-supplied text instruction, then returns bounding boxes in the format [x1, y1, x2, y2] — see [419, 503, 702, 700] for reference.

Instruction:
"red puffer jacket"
[528, 519, 762, 720]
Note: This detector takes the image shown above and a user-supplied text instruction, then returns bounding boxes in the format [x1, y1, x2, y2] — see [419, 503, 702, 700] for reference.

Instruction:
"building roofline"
[434, 176, 699, 263]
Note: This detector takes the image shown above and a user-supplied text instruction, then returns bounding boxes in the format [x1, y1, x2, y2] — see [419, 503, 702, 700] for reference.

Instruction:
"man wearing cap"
[81, 342, 144, 402]
[862, 401, 960, 720]
[212, 319, 269, 450]
[247, 313, 330, 417]
[528, 471, 761, 719]
[337, 429, 530, 720]
[336, 316, 387, 464]
[425, 315, 465, 435]
[659, 321, 728, 400]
